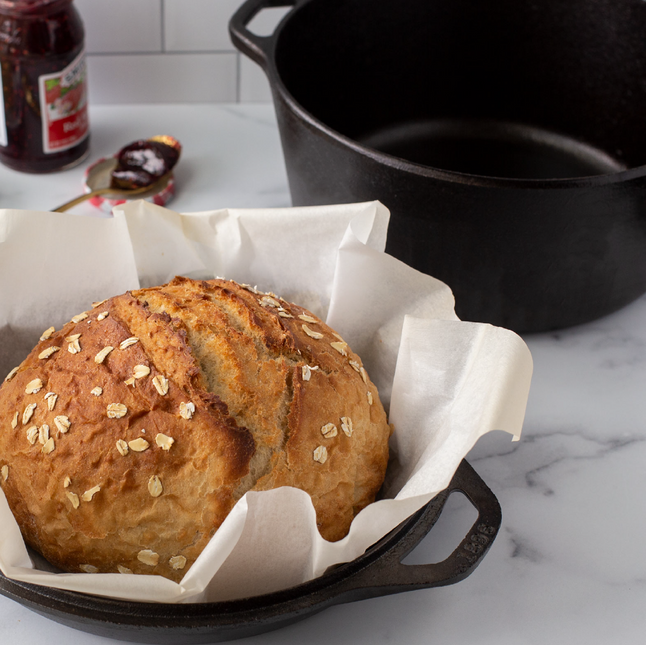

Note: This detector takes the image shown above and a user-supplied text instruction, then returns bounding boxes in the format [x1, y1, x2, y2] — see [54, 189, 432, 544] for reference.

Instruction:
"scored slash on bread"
[0, 277, 390, 582]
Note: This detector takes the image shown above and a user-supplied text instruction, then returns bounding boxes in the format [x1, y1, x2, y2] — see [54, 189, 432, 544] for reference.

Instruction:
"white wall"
[74, 0, 290, 104]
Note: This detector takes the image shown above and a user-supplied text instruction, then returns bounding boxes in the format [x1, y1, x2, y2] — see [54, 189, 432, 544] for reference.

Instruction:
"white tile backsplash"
[245, 5, 292, 37]
[74, 0, 284, 103]
[239, 55, 272, 103]
[87, 53, 238, 104]
[164, 0, 241, 52]
[75, 0, 163, 54]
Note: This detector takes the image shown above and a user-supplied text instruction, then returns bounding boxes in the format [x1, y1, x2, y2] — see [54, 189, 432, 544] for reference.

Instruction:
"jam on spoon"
[52, 135, 181, 212]
[110, 135, 181, 189]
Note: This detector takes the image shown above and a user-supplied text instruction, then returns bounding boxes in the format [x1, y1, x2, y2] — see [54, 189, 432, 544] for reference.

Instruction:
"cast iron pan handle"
[335, 460, 502, 599]
[229, 0, 301, 70]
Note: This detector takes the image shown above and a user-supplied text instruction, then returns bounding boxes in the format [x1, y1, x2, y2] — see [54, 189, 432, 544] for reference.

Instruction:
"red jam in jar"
[0, 0, 89, 173]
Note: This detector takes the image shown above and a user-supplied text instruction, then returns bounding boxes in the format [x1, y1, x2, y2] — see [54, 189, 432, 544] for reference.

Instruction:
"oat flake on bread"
[0, 277, 391, 582]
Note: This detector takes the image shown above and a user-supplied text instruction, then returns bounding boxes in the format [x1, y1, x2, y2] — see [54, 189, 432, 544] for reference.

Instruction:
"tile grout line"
[160, 0, 166, 52]
[236, 53, 241, 103]
[86, 50, 237, 57]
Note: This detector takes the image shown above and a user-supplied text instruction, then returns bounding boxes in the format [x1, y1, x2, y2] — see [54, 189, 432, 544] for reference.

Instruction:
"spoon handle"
[52, 173, 174, 213]
[52, 187, 121, 212]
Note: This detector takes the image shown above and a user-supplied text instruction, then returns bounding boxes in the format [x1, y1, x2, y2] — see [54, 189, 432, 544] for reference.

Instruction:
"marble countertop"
[1, 104, 644, 645]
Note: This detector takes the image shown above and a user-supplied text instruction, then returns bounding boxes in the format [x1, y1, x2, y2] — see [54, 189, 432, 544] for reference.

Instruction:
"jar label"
[38, 49, 89, 154]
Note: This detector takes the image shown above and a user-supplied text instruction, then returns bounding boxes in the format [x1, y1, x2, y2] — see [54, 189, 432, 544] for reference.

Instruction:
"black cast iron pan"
[230, 0, 646, 333]
[0, 459, 500, 644]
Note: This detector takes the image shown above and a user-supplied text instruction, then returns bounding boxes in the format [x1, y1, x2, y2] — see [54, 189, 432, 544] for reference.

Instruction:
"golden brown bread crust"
[0, 277, 390, 581]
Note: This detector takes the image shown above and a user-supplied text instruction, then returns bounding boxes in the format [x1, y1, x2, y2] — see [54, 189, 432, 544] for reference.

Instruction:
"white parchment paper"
[0, 200, 532, 603]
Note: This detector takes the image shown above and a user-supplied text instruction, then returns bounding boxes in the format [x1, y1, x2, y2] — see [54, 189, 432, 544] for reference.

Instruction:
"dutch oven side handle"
[339, 460, 502, 598]
[229, 0, 299, 70]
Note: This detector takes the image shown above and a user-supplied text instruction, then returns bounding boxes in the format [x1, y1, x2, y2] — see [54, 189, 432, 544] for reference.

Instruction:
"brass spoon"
[53, 135, 181, 213]
[52, 166, 174, 213]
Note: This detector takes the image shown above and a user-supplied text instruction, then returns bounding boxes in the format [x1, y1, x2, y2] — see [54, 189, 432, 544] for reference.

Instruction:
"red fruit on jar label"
[38, 50, 89, 154]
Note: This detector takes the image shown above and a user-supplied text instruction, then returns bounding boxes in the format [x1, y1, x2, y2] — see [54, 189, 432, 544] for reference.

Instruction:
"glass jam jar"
[0, 0, 89, 172]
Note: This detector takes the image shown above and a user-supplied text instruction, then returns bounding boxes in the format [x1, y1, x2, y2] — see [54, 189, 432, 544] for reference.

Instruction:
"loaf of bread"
[0, 277, 390, 581]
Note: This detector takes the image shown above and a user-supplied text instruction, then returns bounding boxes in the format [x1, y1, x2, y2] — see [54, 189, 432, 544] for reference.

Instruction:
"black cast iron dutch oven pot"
[0, 460, 499, 643]
[230, 0, 646, 333]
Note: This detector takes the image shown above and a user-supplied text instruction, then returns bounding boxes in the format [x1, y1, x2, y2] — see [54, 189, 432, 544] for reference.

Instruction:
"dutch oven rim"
[231, 0, 646, 191]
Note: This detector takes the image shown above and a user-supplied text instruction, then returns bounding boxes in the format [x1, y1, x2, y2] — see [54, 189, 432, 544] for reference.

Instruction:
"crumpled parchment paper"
[0, 200, 532, 603]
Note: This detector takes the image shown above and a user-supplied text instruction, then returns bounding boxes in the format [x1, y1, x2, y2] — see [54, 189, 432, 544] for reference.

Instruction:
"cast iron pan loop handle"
[229, 0, 301, 70]
[337, 460, 502, 598]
